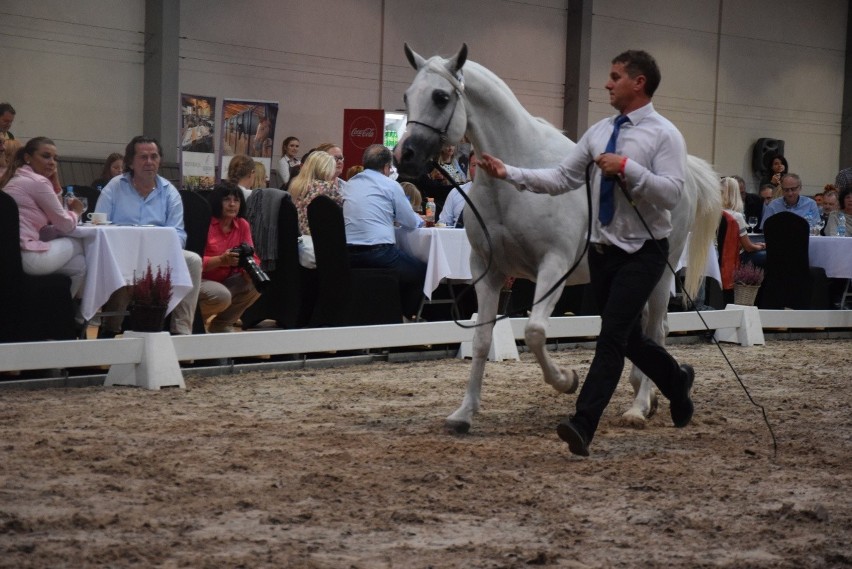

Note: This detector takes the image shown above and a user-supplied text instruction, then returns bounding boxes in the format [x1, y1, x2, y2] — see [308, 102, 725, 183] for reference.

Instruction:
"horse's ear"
[448, 43, 468, 73]
[404, 43, 426, 70]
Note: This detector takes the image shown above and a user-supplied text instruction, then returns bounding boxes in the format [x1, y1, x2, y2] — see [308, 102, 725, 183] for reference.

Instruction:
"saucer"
[84, 221, 113, 226]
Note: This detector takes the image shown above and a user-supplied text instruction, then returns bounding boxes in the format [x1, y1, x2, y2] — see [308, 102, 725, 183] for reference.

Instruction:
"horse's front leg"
[622, 274, 671, 427]
[445, 266, 504, 434]
[525, 264, 579, 396]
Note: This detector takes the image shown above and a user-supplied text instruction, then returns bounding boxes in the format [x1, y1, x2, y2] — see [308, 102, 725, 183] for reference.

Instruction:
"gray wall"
[2, 0, 848, 195]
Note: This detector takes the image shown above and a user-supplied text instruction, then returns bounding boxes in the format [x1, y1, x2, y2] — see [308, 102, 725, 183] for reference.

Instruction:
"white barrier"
[1, 307, 849, 389]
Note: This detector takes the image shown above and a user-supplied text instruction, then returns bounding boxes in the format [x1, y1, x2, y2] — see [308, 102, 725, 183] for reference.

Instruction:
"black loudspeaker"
[752, 138, 785, 177]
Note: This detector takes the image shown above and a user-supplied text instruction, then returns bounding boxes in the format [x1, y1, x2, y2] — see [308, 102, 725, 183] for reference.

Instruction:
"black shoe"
[556, 418, 590, 457]
[670, 364, 695, 428]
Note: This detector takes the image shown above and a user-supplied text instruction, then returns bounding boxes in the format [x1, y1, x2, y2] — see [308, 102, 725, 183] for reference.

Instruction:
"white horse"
[395, 44, 720, 434]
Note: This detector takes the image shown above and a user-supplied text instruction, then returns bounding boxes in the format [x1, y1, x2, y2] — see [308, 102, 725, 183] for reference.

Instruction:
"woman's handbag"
[297, 235, 316, 269]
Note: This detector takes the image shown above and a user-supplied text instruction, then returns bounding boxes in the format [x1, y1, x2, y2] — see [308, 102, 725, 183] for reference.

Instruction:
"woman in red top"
[200, 182, 261, 333]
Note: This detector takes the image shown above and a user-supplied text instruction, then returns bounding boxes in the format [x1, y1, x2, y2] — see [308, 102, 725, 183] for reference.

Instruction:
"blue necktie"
[598, 115, 630, 225]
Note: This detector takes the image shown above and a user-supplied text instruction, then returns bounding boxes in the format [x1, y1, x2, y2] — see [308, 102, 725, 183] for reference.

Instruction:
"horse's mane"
[456, 60, 573, 167]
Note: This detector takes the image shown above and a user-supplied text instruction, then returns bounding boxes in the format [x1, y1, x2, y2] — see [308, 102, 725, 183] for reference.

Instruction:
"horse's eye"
[432, 90, 451, 108]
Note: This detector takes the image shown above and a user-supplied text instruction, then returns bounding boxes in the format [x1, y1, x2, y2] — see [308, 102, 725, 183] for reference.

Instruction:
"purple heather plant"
[131, 262, 173, 307]
[733, 262, 764, 286]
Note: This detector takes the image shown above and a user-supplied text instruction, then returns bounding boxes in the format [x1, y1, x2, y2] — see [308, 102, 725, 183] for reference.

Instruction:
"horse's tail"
[683, 154, 722, 298]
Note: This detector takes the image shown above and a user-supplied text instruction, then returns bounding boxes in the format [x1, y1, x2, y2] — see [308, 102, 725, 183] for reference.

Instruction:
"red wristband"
[619, 156, 628, 175]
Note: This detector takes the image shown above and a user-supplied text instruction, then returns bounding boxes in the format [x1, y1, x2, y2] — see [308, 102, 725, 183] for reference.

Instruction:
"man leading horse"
[478, 50, 695, 457]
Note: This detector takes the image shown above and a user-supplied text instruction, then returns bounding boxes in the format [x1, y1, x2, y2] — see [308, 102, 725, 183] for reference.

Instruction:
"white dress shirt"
[504, 102, 687, 253]
[438, 181, 471, 226]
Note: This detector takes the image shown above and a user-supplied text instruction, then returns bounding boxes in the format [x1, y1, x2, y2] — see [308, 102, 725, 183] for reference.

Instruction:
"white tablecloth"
[72, 225, 194, 320]
[808, 236, 852, 278]
[395, 227, 473, 298]
[676, 234, 721, 289]
[397, 228, 721, 299]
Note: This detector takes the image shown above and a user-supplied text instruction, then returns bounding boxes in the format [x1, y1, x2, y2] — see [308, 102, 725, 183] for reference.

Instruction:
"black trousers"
[572, 239, 684, 440]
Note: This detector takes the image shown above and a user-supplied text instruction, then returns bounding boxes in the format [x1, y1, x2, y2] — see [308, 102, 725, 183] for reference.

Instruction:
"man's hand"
[478, 153, 508, 180]
[595, 153, 625, 178]
[67, 197, 84, 216]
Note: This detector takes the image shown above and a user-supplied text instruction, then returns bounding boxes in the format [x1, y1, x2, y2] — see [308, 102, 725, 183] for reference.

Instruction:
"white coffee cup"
[87, 212, 108, 225]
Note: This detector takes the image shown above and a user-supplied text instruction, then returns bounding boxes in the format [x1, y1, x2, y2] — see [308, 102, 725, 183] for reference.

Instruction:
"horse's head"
[395, 43, 469, 177]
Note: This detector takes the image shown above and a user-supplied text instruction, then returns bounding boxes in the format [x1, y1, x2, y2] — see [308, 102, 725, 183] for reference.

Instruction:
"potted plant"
[733, 262, 764, 306]
[127, 262, 173, 332]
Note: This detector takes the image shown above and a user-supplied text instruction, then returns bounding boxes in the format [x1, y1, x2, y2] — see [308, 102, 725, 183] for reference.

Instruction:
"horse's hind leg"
[525, 267, 579, 396]
[445, 268, 503, 434]
[622, 274, 672, 427]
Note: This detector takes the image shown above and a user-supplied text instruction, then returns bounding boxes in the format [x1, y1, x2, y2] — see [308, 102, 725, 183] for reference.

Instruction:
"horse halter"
[406, 62, 465, 144]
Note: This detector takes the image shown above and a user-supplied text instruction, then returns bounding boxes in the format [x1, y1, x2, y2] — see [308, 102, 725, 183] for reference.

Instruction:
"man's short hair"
[612, 50, 661, 97]
[124, 135, 163, 174]
[759, 183, 775, 193]
[781, 173, 801, 187]
[362, 144, 392, 171]
[0, 103, 15, 116]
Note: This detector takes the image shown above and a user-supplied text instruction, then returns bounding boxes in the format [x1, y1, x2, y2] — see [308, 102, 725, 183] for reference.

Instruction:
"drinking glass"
[747, 216, 757, 233]
[77, 197, 88, 224]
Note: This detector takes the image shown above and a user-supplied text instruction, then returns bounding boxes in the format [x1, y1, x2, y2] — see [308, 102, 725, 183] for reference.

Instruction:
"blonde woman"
[251, 161, 267, 190]
[289, 151, 340, 236]
[721, 176, 765, 264]
[400, 181, 422, 213]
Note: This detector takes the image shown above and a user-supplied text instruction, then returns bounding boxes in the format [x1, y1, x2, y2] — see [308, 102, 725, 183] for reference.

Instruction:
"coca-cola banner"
[343, 109, 384, 170]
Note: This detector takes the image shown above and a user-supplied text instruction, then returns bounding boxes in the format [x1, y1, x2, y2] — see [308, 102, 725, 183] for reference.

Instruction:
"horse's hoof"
[445, 420, 470, 435]
[566, 369, 579, 394]
[620, 410, 647, 430]
[557, 369, 579, 394]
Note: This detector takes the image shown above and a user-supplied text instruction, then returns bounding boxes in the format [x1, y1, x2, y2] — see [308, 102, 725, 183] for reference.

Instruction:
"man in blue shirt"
[95, 136, 202, 337]
[761, 173, 820, 226]
[343, 144, 426, 320]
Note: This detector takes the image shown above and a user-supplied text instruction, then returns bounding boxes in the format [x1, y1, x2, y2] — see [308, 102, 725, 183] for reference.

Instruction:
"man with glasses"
[761, 173, 820, 225]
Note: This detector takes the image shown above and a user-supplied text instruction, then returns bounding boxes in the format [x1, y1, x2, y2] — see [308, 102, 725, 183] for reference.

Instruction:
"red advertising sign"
[343, 109, 384, 169]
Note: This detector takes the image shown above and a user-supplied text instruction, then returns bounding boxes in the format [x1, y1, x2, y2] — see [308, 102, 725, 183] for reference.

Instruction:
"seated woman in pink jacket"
[0, 137, 86, 296]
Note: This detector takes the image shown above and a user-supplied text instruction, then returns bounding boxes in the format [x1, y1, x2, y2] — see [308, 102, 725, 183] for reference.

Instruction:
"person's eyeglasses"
[782, 186, 801, 192]
[333, 156, 345, 162]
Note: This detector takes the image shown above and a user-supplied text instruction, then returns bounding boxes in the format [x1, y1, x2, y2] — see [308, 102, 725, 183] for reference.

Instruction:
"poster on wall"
[179, 94, 217, 191]
[220, 99, 278, 185]
[343, 109, 384, 172]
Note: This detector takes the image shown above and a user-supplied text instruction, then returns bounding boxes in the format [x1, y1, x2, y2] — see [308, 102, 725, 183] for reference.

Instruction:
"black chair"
[716, 211, 741, 306]
[758, 212, 830, 309]
[180, 190, 212, 257]
[241, 196, 317, 329]
[0, 191, 77, 342]
[306, 195, 402, 327]
[178, 190, 212, 334]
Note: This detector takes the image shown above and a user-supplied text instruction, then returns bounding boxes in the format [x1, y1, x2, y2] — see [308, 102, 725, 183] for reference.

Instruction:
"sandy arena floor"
[1, 339, 851, 568]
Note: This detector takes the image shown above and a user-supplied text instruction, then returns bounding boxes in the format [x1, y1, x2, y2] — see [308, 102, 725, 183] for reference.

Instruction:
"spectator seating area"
[56, 157, 284, 189]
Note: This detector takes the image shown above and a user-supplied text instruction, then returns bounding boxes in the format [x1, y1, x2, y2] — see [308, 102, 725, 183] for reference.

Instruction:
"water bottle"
[837, 213, 846, 237]
[425, 197, 436, 223]
[64, 186, 75, 209]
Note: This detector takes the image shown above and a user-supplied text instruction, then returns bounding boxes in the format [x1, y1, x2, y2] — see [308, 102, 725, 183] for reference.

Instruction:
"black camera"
[231, 242, 271, 292]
